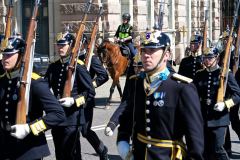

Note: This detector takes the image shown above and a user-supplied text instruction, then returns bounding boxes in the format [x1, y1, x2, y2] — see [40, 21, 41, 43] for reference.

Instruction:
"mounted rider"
[114, 13, 137, 59]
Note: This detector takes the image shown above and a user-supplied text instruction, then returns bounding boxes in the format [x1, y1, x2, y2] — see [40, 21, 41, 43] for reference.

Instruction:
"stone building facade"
[0, 0, 231, 63]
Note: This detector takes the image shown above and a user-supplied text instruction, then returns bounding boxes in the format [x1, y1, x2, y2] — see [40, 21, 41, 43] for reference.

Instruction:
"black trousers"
[204, 126, 229, 160]
[52, 126, 81, 160]
[224, 105, 240, 152]
[81, 105, 105, 154]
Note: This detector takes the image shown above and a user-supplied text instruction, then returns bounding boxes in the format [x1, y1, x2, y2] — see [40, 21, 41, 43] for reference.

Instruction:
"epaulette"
[196, 68, 205, 73]
[172, 73, 193, 83]
[129, 72, 145, 80]
[0, 72, 6, 79]
[129, 75, 138, 80]
[31, 72, 41, 80]
[77, 59, 84, 65]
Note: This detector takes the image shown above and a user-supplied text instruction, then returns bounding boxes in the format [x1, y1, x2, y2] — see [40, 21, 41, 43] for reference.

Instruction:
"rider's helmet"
[122, 13, 131, 21]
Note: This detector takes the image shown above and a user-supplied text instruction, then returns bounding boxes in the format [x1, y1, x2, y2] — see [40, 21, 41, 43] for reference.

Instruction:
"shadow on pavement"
[82, 153, 121, 160]
[95, 97, 121, 106]
[231, 140, 240, 144]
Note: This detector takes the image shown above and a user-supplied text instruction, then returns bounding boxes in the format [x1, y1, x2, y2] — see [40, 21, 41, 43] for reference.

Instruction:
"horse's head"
[96, 38, 111, 63]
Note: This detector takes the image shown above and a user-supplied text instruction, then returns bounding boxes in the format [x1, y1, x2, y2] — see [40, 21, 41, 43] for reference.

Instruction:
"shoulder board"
[77, 59, 84, 65]
[172, 73, 193, 83]
[0, 72, 6, 79]
[129, 75, 138, 80]
[31, 72, 41, 80]
[196, 68, 205, 73]
[129, 72, 145, 80]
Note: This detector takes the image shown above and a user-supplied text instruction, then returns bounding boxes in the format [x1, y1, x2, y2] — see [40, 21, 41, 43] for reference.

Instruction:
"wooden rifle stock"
[202, 10, 209, 52]
[16, 0, 40, 124]
[85, 6, 103, 71]
[232, 24, 240, 75]
[63, 1, 92, 97]
[216, 0, 240, 103]
[4, 0, 13, 39]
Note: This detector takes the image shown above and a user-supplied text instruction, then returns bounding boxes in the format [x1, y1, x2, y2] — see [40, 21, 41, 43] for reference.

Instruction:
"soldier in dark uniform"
[0, 36, 66, 160]
[45, 32, 95, 160]
[78, 35, 109, 160]
[117, 30, 204, 160]
[193, 47, 240, 160]
[178, 34, 203, 79]
[216, 29, 239, 156]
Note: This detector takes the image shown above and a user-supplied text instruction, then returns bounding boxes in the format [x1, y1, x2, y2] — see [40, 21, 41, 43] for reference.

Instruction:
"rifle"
[63, 1, 92, 97]
[202, 9, 209, 52]
[85, 6, 103, 71]
[16, 0, 41, 124]
[4, 0, 13, 39]
[216, 0, 240, 103]
[232, 23, 240, 75]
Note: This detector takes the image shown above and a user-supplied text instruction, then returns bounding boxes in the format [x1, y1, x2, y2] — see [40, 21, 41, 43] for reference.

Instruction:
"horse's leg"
[116, 80, 123, 98]
[106, 82, 115, 105]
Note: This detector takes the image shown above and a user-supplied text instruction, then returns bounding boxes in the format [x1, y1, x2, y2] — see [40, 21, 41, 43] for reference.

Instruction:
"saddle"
[119, 44, 130, 58]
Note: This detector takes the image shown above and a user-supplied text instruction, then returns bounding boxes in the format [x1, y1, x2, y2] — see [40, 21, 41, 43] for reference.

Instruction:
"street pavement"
[44, 75, 240, 160]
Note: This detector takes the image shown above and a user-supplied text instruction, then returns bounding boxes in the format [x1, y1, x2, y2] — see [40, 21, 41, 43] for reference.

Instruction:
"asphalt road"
[44, 75, 240, 160]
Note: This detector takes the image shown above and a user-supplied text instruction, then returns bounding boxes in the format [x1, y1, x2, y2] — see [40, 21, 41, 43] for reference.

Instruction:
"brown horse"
[97, 39, 129, 105]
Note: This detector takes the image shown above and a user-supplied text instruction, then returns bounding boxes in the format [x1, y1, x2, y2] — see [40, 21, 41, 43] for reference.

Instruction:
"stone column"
[0, 0, 6, 34]
[212, 0, 221, 42]
[48, 0, 61, 59]
[133, 0, 148, 35]
[102, 0, 121, 37]
[175, 0, 187, 64]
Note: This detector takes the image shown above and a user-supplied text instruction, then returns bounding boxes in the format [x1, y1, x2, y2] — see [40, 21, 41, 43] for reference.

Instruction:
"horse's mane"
[102, 39, 120, 51]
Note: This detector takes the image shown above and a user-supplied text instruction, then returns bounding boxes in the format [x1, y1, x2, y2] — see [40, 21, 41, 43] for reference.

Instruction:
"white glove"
[214, 102, 225, 112]
[104, 127, 113, 136]
[59, 97, 74, 107]
[117, 141, 130, 160]
[10, 124, 30, 140]
[120, 38, 125, 43]
[114, 37, 118, 43]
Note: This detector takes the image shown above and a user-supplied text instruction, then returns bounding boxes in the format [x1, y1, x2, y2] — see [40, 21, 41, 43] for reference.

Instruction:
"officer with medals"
[178, 34, 203, 79]
[193, 47, 240, 160]
[45, 32, 95, 160]
[117, 30, 204, 160]
[78, 34, 109, 160]
[0, 36, 66, 160]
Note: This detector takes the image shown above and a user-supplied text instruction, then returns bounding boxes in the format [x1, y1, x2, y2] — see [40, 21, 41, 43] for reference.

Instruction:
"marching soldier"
[117, 30, 204, 160]
[217, 28, 239, 156]
[232, 68, 240, 140]
[45, 32, 95, 160]
[178, 34, 203, 79]
[193, 47, 240, 160]
[0, 36, 66, 160]
[78, 35, 109, 160]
